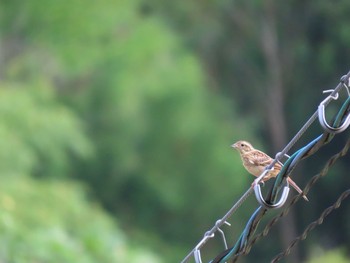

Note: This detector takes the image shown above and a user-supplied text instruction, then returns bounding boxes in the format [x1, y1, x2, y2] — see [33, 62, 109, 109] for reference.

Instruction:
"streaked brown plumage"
[232, 140, 308, 201]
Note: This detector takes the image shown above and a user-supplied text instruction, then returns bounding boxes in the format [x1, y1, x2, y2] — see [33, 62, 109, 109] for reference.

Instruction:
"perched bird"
[231, 140, 309, 201]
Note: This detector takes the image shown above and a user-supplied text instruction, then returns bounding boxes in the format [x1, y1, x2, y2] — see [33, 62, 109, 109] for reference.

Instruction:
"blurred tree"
[307, 248, 348, 263]
[70, 8, 253, 261]
[0, 176, 161, 263]
[0, 0, 254, 261]
[142, 0, 350, 261]
[0, 82, 91, 178]
[4, 0, 350, 261]
[0, 1, 164, 260]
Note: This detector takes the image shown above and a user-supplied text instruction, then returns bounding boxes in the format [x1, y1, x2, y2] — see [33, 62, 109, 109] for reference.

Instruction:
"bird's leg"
[251, 177, 265, 188]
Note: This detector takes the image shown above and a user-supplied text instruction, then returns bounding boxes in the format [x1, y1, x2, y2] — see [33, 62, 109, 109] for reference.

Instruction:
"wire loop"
[181, 70, 350, 263]
[318, 99, 350, 134]
[318, 79, 350, 134]
[251, 168, 272, 187]
[254, 182, 290, 209]
[216, 220, 231, 249]
[194, 246, 202, 263]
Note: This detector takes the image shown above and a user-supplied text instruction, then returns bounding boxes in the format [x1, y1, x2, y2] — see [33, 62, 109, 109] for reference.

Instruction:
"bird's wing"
[250, 150, 274, 167]
[245, 150, 283, 170]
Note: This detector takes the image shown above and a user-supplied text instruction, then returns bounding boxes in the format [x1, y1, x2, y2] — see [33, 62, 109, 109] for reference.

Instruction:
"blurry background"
[0, 0, 349, 262]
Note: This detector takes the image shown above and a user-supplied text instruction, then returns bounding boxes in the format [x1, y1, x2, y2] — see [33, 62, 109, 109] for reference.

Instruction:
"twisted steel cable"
[233, 137, 350, 262]
[182, 71, 350, 263]
[271, 188, 350, 263]
[211, 74, 350, 263]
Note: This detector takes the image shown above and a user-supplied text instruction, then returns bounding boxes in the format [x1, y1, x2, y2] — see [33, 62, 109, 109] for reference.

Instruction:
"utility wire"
[181, 71, 350, 263]
[212, 76, 350, 263]
[271, 188, 350, 263]
[233, 137, 350, 262]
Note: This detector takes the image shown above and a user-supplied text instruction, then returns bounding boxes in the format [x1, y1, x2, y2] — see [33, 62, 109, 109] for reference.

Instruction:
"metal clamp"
[193, 231, 214, 263]
[254, 181, 290, 209]
[318, 89, 350, 134]
[216, 220, 231, 249]
[252, 168, 272, 187]
[194, 246, 202, 263]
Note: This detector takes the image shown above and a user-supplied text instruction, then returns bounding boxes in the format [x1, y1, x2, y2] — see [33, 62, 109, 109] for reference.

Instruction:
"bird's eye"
[241, 144, 244, 147]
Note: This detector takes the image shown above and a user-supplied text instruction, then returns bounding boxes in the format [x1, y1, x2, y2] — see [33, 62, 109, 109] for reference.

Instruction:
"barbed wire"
[181, 71, 350, 263]
[211, 75, 350, 263]
[231, 137, 350, 262]
[271, 188, 350, 262]
[209, 73, 350, 263]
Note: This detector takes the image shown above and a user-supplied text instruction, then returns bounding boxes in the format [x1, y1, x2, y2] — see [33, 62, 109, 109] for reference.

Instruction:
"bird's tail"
[287, 177, 309, 201]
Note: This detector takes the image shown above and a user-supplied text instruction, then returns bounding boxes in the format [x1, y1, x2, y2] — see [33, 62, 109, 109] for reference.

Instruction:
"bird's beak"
[231, 143, 237, 148]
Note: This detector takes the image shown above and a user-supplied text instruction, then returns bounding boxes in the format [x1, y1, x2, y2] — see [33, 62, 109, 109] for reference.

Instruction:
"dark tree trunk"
[260, 1, 299, 262]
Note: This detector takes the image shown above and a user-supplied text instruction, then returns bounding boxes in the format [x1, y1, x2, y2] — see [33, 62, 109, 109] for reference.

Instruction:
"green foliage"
[0, 176, 161, 263]
[0, 0, 136, 75]
[75, 10, 251, 258]
[0, 82, 91, 178]
[1, 0, 251, 260]
[2, 0, 350, 262]
[140, 1, 350, 260]
[307, 248, 349, 263]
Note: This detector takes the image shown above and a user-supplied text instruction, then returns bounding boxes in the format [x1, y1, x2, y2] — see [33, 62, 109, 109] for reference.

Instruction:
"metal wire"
[234, 137, 350, 260]
[271, 189, 350, 263]
[181, 70, 350, 263]
[181, 187, 254, 263]
[210, 72, 350, 263]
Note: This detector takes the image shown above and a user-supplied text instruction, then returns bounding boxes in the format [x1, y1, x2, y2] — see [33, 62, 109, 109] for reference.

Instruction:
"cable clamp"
[318, 88, 350, 134]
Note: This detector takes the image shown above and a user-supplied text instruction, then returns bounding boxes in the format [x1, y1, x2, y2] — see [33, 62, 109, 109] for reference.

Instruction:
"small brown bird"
[232, 140, 309, 201]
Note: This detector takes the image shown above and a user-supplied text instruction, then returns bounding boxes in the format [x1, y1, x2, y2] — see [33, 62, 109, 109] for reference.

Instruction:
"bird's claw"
[251, 179, 264, 188]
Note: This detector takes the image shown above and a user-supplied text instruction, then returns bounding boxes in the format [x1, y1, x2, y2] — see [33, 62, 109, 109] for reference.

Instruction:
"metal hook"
[342, 83, 350, 97]
[193, 231, 215, 263]
[252, 168, 272, 187]
[322, 89, 339, 100]
[340, 74, 350, 93]
[318, 90, 350, 134]
[215, 220, 231, 249]
[194, 246, 202, 263]
[275, 152, 290, 163]
[254, 181, 290, 209]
